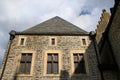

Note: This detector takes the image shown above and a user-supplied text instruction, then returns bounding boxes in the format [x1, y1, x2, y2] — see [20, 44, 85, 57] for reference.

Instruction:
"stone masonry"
[96, 9, 110, 45]
[1, 35, 101, 80]
[109, 2, 120, 70]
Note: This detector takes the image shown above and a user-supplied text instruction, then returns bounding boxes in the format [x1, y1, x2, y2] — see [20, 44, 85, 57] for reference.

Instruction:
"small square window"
[20, 38, 25, 45]
[19, 37, 26, 46]
[51, 38, 55, 45]
[49, 37, 57, 46]
[82, 39, 86, 45]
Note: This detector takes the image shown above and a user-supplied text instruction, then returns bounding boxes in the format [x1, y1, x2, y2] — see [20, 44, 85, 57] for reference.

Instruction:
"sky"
[0, 0, 114, 65]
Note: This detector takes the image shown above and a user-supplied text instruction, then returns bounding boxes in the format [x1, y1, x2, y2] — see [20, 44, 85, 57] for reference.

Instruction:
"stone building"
[95, 0, 120, 80]
[0, 17, 102, 80]
[0, 0, 120, 79]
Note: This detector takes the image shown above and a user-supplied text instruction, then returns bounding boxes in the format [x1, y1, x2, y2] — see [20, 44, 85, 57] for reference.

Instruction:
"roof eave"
[15, 32, 89, 36]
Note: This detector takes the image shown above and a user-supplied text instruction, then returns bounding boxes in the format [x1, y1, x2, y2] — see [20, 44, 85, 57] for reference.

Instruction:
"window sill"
[44, 74, 60, 76]
[18, 45, 26, 46]
[71, 73, 89, 77]
[48, 45, 57, 46]
[15, 73, 33, 77]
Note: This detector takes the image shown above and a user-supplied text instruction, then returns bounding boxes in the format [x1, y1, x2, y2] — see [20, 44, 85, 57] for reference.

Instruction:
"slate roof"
[16, 16, 88, 35]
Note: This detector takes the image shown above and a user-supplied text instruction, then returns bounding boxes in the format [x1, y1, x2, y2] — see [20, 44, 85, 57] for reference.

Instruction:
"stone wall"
[108, 2, 120, 79]
[1, 35, 101, 80]
[95, 8, 118, 80]
[109, 3, 120, 70]
[96, 9, 110, 48]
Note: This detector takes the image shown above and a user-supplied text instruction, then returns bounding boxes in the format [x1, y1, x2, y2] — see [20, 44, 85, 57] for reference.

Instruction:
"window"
[49, 37, 57, 46]
[73, 53, 86, 74]
[71, 50, 89, 75]
[51, 38, 55, 45]
[44, 50, 61, 76]
[18, 53, 32, 74]
[82, 39, 86, 45]
[47, 53, 58, 74]
[20, 38, 25, 45]
[80, 37, 89, 46]
[18, 37, 26, 46]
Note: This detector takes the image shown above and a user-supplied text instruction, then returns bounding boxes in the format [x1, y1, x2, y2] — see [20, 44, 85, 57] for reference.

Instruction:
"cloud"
[0, 0, 114, 65]
[0, 46, 5, 64]
[73, 7, 102, 31]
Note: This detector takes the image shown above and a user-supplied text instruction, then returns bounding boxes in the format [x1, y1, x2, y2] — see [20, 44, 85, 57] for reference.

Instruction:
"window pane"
[73, 54, 78, 61]
[21, 54, 26, 61]
[74, 62, 79, 74]
[74, 54, 86, 74]
[54, 62, 58, 74]
[79, 54, 84, 62]
[82, 39, 86, 45]
[20, 38, 24, 45]
[54, 54, 58, 61]
[19, 63, 25, 73]
[51, 38, 55, 45]
[27, 54, 32, 61]
[26, 63, 31, 74]
[47, 62, 52, 74]
[79, 62, 86, 73]
[74, 62, 79, 69]
[48, 54, 52, 61]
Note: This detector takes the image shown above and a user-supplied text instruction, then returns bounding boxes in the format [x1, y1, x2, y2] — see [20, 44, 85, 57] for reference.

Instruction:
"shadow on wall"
[60, 70, 70, 80]
[58, 35, 100, 80]
[59, 33, 118, 80]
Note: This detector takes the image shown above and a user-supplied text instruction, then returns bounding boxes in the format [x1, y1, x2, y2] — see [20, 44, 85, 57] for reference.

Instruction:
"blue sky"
[0, 0, 114, 65]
